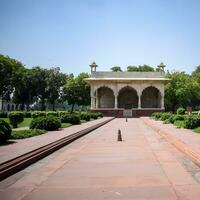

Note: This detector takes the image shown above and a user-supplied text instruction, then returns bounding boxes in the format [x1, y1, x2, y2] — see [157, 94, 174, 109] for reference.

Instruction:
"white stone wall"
[90, 80, 165, 109]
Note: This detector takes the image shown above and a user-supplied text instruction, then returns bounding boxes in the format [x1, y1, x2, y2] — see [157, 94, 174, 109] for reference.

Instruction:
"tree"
[0, 54, 25, 109]
[63, 73, 90, 113]
[165, 71, 200, 112]
[192, 65, 200, 84]
[46, 67, 66, 111]
[127, 66, 138, 72]
[31, 67, 49, 111]
[127, 65, 154, 72]
[110, 66, 122, 72]
[12, 68, 36, 110]
[138, 65, 155, 72]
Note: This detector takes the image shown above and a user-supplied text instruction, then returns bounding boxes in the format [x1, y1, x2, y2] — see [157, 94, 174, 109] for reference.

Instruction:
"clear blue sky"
[0, 0, 200, 74]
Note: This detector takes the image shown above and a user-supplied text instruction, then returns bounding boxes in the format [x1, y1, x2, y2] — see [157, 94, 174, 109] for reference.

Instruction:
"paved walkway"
[0, 117, 112, 164]
[142, 117, 200, 154]
[1, 118, 200, 199]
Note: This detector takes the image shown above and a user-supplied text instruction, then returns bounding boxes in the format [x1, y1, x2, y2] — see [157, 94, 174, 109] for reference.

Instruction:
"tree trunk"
[21, 103, 25, 111]
[70, 103, 75, 114]
[26, 103, 30, 111]
[52, 101, 55, 111]
[41, 98, 46, 111]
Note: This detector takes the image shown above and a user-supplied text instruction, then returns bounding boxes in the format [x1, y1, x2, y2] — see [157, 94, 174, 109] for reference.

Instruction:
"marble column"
[138, 95, 141, 109]
[114, 94, 118, 109]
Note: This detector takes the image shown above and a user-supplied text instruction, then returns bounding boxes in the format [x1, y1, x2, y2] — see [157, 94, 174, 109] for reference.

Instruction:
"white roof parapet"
[85, 77, 170, 81]
[85, 71, 170, 83]
[90, 71, 166, 78]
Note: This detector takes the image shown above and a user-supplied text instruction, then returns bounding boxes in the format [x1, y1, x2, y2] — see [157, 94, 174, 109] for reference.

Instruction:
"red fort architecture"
[85, 62, 170, 117]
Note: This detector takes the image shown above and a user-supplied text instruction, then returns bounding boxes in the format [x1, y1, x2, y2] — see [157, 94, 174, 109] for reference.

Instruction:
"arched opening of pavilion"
[118, 86, 138, 109]
[96, 87, 115, 108]
[141, 86, 161, 108]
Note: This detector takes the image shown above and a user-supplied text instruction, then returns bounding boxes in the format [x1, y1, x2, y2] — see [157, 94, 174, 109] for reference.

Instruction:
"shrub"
[184, 115, 200, 129]
[168, 114, 176, 123]
[160, 112, 172, 121]
[0, 111, 8, 118]
[177, 107, 186, 115]
[168, 114, 185, 124]
[11, 129, 46, 139]
[151, 112, 163, 120]
[61, 114, 80, 125]
[0, 119, 12, 144]
[80, 113, 91, 121]
[31, 111, 46, 118]
[46, 111, 58, 117]
[30, 116, 61, 131]
[174, 120, 185, 128]
[24, 111, 32, 118]
[89, 113, 99, 119]
[172, 115, 185, 122]
[8, 112, 24, 128]
[164, 119, 170, 124]
[57, 111, 69, 117]
[96, 112, 103, 118]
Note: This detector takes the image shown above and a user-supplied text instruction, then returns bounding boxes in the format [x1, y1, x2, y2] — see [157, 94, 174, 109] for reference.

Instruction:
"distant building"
[85, 62, 170, 117]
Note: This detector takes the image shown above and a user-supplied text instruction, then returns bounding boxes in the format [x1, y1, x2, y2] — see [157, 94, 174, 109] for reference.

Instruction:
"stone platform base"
[91, 109, 164, 118]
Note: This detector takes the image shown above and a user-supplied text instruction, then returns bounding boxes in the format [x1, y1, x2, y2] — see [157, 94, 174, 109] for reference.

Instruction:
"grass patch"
[61, 123, 72, 128]
[18, 118, 32, 128]
[80, 120, 87, 123]
[1, 118, 32, 128]
[193, 127, 200, 134]
[174, 120, 185, 128]
[11, 129, 46, 139]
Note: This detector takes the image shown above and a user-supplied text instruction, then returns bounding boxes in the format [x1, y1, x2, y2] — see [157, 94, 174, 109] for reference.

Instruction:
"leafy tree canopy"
[63, 72, 90, 113]
[110, 66, 122, 72]
[127, 65, 154, 72]
[165, 71, 200, 112]
[0, 54, 25, 100]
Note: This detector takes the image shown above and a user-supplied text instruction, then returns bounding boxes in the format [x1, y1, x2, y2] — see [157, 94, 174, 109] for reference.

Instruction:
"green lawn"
[11, 129, 46, 139]
[80, 119, 87, 123]
[2, 118, 32, 128]
[61, 123, 72, 128]
[193, 127, 200, 134]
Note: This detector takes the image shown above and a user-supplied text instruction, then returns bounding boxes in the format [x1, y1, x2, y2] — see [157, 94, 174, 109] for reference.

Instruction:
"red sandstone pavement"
[0, 117, 112, 164]
[1, 118, 200, 200]
[141, 117, 200, 155]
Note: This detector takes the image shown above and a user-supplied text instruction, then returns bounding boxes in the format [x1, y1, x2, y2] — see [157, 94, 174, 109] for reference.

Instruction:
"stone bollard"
[118, 129, 122, 141]
[126, 118, 128, 122]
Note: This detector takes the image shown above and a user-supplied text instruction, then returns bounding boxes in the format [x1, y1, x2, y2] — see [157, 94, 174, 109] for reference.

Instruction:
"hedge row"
[151, 110, 200, 129]
[29, 112, 103, 131]
[0, 111, 103, 119]
[0, 119, 12, 144]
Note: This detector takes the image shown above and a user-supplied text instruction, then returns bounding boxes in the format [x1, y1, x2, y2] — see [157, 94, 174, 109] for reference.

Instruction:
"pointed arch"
[141, 86, 161, 108]
[118, 86, 138, 109]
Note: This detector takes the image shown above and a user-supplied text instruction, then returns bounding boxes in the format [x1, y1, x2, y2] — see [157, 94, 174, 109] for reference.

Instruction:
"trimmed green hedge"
[0, 119, 12, 144]
[80, 113, 91, 121]
[46, 111, 58, 117]
[61, 114, 80, 125]
[8, 112, 24, 128]
[151, 112, 163, 120]
[0, 111, 8, 118]
[160, 112, 172, 121]
[31, 111, 46, 118]
[30, 116, 61, 131]
[184, 115, 200, 129]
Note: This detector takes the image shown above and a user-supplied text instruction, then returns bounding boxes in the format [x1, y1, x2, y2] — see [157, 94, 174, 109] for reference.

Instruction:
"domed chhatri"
[89, 61, 98, 72]
[85, 63, 170, 117]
